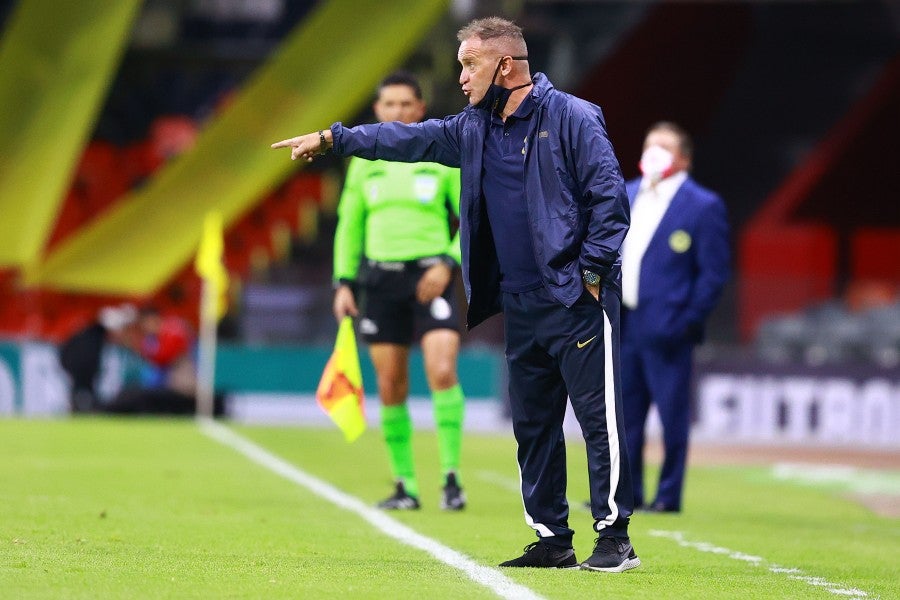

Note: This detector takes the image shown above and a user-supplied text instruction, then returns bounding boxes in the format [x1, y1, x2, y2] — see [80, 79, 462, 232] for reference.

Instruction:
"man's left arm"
[569, 109, 630, 283]
[681, 198, 731, 339]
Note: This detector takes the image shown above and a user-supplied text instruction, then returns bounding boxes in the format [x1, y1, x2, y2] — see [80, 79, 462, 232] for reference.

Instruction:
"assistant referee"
[332, 71, 466, 511]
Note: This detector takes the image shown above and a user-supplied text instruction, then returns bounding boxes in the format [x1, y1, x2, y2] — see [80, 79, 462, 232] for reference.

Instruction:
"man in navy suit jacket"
[621, 122, 730, 512]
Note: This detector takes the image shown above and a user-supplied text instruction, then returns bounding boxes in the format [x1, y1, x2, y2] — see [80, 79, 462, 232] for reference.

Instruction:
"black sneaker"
[499, 541, 578, 568]
[580, 536, 641, 572]
[440, 472, 466, 511]
[377, 482, 420, 510]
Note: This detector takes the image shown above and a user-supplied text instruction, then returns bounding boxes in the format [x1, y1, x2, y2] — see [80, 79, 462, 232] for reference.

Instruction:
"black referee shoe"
[440, 472, 466, 511]
[580, 536, 641, 572]
[376, 482, 420, 510]
[499, 541, 578, 568]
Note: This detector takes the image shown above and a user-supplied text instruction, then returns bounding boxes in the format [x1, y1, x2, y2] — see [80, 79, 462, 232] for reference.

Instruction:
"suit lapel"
[645, 176, 691, 253]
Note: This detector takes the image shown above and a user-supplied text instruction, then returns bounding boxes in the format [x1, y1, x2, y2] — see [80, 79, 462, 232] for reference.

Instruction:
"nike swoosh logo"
[576, 335, 598, 349]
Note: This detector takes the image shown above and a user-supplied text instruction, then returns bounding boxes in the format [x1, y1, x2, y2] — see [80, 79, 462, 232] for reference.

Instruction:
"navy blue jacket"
[624, 176, 730, 345]
[332, 73, 629, 329]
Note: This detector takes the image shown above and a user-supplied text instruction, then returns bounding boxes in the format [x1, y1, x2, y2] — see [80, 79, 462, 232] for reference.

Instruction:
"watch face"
[583, 270, 600, 285]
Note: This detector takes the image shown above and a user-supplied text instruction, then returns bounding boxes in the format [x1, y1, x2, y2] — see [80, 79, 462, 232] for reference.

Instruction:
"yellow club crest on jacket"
[669, 229, 692, 253]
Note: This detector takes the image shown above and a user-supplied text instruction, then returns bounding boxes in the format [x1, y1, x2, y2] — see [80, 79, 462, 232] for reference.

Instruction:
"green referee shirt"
[333, 157, 462, 282]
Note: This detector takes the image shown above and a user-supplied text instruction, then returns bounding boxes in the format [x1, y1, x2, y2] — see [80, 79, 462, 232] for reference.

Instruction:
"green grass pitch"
[1, 417, 897, 599]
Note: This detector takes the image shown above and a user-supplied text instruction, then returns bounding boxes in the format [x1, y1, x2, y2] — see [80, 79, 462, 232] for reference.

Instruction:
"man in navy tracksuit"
[273, 17, 640, 573]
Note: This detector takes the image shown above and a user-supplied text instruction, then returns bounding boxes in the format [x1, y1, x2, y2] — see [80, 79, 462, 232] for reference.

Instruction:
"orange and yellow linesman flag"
[316, 317, 366, 442]
[194, 211, 230, 321]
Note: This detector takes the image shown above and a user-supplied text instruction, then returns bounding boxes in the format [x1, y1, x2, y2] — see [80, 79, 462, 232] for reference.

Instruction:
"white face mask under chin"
[639, 145, 674, 183]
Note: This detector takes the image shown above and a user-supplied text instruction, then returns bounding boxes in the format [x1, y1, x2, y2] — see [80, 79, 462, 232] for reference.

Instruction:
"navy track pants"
[502, 284, 634, 546]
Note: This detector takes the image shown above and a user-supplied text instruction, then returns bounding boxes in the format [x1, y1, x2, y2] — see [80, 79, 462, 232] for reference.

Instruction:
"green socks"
[380, 403, 417, 498]
[381, 384, 465, 498]
[432, 383, 465, 483]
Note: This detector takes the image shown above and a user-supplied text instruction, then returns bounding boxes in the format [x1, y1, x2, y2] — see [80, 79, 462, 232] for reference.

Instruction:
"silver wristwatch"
[582, 269, 601, 286]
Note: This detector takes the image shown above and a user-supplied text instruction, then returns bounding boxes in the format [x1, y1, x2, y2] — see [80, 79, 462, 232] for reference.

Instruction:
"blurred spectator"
[620, 122, 731, 513]
[149, 115, 198, 162]
[58, 303, 140, 413]
[138, 306, 195, 392]
[103, 306, 224, 415]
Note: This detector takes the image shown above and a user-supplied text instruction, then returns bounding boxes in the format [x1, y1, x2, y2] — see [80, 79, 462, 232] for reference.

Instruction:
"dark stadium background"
[0, 1, 897, 421]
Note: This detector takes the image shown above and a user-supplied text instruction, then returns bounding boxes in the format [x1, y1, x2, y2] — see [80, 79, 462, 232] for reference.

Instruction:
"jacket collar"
[462, 73, 555, 118]
[529, 72, 554, 105]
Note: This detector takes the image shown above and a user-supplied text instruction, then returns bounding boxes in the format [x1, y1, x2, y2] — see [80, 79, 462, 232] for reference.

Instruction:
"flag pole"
[196, 278, 217, 419]
[194, 210, 228, 420]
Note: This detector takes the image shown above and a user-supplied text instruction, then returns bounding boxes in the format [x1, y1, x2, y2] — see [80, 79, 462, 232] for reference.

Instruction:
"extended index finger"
[270, 137, 299, 149]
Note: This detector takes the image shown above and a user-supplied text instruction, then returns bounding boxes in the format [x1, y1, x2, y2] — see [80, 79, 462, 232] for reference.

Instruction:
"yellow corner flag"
[316, 317, 366, 442]
[194, 211, 229, 321]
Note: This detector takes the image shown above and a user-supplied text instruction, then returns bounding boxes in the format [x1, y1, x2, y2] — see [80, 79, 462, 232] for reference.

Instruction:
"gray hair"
[457, 17, 527, 55]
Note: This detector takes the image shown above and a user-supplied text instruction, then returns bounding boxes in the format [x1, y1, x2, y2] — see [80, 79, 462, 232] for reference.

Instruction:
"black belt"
[368, 257, 442, 271]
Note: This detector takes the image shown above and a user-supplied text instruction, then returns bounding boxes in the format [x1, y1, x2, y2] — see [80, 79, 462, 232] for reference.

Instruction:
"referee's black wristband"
[439, 255, 457, 269]
[334, 278, 356, 291]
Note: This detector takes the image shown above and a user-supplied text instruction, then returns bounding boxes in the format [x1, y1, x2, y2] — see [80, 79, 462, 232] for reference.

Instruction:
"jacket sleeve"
[568, 105, 630, 279]
[681, 196, 731, 333]
[331, 115, 463, 168]
[333, 157, 366, 282]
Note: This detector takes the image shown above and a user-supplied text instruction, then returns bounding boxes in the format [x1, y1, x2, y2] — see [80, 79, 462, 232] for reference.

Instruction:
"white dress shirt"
[621, 171, 688, 309]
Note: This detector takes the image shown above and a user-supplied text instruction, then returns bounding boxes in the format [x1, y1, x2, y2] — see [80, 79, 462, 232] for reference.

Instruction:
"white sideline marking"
[199, 419, 545, 600]
[650, 530, 869, 597]
[772, 463, 900, 495]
